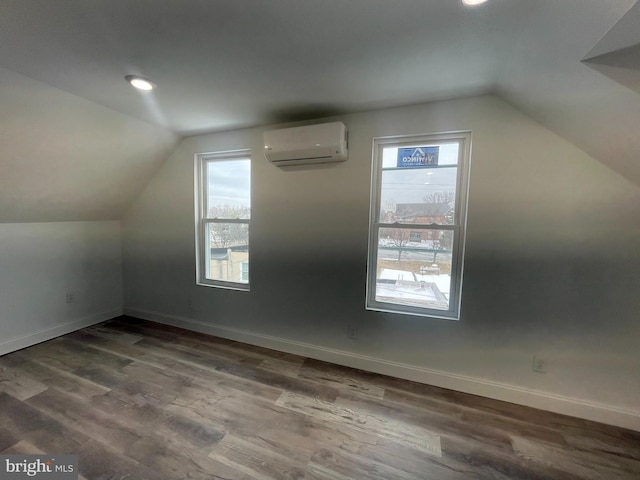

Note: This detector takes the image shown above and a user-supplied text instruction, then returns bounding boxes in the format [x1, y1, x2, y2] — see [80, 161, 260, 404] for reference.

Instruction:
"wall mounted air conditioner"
[263, 122, 348, 166]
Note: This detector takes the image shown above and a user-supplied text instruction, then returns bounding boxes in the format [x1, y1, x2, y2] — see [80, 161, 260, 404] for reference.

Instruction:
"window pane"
[381, 143, 459, 169]
[206, 223, 249, 283]
[375, 228, 454, 310]
[380, 167, 457, 224]
[206, 159, 251, 219]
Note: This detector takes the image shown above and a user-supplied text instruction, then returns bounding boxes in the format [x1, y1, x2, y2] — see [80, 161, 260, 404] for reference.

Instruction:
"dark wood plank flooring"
[1, 316, 638, 479]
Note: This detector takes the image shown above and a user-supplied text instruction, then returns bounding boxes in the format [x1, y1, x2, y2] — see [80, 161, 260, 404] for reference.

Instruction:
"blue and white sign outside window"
[397, 146, 439, 168]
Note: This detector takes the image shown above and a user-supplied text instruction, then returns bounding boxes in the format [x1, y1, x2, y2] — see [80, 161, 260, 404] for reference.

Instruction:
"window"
[367, 132, 471, 319]
[195, 150, 251, 290]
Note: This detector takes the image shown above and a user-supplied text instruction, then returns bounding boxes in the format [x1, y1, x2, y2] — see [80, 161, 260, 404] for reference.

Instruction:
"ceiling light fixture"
[462, 0, 488, 6]
[125, 75, 155, 91]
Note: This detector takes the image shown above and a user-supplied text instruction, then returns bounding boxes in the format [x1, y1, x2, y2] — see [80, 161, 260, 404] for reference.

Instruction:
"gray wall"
[0, 221, 123, 354]
[122, 95, 640, 428]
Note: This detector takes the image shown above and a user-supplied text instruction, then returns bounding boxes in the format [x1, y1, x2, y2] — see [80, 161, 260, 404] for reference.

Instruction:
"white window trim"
[195, 149, 251, 291]
[366, 131, 472, 320]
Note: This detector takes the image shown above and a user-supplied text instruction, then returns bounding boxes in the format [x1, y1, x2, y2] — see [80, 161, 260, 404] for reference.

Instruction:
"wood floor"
[0, 317, 638, 479]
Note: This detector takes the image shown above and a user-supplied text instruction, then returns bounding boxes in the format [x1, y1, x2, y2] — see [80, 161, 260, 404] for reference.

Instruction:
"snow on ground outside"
[380, 268, 450, 296]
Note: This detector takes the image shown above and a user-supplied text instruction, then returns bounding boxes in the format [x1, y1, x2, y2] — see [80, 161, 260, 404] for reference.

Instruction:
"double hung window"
[196, 150, 251, 290]
[367, 132, 471, 319]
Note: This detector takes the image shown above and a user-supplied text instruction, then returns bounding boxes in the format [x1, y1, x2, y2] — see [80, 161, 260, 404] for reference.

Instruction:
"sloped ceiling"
[583, 1, 640, 97]
[0, 67, 178, 222]
[0, 0, 639, 223]
[498, 0, 640, 186]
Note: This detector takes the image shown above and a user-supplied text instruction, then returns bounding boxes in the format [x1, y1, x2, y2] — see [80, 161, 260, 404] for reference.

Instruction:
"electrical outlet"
[347, 325, 358, 340]
[66, 292, 75, 304]
[532, 355, 547, 373]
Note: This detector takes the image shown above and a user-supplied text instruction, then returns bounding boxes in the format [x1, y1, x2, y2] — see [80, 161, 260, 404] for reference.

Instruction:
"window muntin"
[196, 151, 251, 290]
[367, 132, 471, 319]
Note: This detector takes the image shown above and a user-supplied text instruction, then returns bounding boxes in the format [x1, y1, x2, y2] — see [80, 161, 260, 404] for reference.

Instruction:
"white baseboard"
[124, 307, 640, 432]
[0, 308, 123, 356]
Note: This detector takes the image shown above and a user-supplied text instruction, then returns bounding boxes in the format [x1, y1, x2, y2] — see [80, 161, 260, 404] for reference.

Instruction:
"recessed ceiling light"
[125, 75, 155, 91]
[462, 0, 488, 5]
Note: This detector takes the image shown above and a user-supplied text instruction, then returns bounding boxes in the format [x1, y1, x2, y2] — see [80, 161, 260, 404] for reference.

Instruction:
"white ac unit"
[263, 122, 348, 166]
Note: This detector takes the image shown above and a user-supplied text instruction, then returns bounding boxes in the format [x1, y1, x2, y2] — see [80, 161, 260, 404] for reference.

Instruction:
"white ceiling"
[1, 0, 537, 133]
[1, 0, 639, 221]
